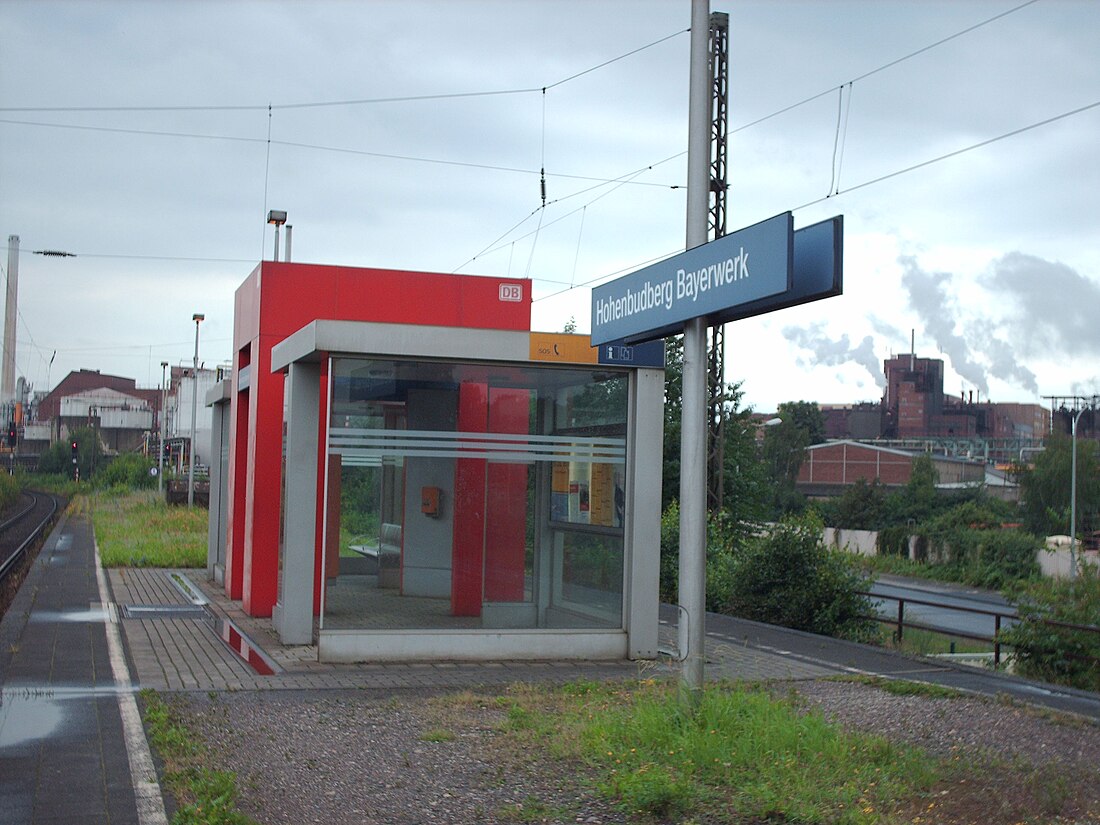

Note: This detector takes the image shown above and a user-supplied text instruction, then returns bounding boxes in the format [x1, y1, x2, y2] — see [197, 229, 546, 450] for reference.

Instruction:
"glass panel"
[323, 355, 628, 632]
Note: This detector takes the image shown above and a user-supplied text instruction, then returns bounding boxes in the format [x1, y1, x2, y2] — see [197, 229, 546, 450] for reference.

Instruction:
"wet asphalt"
[0, 511, 141, 824]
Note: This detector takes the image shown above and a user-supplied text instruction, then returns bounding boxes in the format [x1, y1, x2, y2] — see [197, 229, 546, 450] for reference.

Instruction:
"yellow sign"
[529, 333, 598, 364]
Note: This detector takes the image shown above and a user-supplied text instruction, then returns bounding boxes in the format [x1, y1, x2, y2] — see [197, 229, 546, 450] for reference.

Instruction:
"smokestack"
[3, 235, 19, 405]
[910, 329, 915, 371]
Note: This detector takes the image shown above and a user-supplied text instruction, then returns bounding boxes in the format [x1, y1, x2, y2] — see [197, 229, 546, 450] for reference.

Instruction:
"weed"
[503, 796, 570, 822]
[419, 728, 456, 743]
[499, 679, 941, 824]
[842, 675, 965, 700]
[88, 490, 207, 568]
[140, 691, 257, 825]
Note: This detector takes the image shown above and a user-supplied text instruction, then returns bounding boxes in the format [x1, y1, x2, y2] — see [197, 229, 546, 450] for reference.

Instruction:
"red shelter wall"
[226, 262, 531, 617]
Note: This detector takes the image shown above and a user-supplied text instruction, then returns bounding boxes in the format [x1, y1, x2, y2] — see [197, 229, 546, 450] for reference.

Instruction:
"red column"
[484, 388, 529, 602]
[224, 386, 249, 600]
[242, 348, 284, 617]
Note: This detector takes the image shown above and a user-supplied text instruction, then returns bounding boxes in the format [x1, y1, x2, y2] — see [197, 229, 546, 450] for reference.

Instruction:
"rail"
[0, 491, 61, 582]
[856, 589, 1100, 668]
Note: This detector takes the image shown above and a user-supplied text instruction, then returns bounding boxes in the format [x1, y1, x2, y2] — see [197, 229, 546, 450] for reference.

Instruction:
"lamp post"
[159, 361, 168, 495]
[187, 314, 204, 507]
[268, 210, 287, 261]
[1069, 406, 1087, 580]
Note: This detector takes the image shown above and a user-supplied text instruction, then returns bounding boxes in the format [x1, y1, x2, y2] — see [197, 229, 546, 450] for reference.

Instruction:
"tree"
[662, 337, 684, 509]
[1018, 433, 1100, 537]
[708, 512, 878, 643]
[37, 425, 102, 480]
[821, 477, 890, 530]
[760, 400, 824, 516]
[661, 335, 766, 522]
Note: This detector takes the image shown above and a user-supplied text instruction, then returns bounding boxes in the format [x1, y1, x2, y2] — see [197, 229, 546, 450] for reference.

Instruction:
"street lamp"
[1069, 405, 1089, 580]
[159, 361, 168, 495]
[187, 314, 204, 507]
[268, 210, 287, 262]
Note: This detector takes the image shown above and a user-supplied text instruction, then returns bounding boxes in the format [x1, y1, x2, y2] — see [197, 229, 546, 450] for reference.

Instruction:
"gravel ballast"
[174, 678, 1100, 824]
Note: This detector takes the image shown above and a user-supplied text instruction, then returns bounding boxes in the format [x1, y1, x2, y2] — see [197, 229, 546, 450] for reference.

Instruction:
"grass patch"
[419, 727, 456, 743]
[888, 626, 996, 658]
[86, 489, 206, 567]
[841, 674, 966, 700]
[501, 680, 941, 824]
[141, 690, 257, 825]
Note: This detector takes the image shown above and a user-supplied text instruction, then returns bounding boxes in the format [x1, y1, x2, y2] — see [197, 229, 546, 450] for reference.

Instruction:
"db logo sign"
[498, 283, 523, 302]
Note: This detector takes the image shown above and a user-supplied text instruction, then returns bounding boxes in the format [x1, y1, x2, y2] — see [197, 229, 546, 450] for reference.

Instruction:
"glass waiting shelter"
[270, 320, 663, 662]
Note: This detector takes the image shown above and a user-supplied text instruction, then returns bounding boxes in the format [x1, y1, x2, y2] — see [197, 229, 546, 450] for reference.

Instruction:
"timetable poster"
[589, 463, 614, 527]
[551, 461, 570, 521]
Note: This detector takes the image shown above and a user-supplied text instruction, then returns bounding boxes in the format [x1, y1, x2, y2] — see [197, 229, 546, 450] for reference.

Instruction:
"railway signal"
[6, 422, 15, 448]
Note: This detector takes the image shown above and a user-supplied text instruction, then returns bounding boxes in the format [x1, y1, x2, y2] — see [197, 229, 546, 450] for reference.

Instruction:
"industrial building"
[815, 352, 1050, 466]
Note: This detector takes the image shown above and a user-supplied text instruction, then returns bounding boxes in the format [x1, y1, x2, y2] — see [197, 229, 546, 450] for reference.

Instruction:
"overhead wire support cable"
[0, 119, 679, 189]
[793, 97, 1100, 213]
[729, 0, 1041, 137]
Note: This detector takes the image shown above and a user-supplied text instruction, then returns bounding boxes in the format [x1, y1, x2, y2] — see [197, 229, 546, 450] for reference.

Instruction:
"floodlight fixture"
[267, 210, 288, 261]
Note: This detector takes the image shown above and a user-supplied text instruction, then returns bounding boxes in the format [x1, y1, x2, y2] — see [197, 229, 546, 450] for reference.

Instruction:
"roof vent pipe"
[285, 225, 292, 263]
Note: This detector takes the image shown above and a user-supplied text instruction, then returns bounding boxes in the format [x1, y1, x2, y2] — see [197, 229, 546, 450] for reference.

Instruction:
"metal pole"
[188, 315, 203, 507]
[3, 236, 19, 405]
[678, 0, 712, 703]
[1070, 409, 1080, 579]
[159, 361, 168, 495]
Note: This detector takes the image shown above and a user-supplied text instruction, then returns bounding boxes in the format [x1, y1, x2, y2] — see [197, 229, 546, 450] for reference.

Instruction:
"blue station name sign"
[590, 212, 793, 346]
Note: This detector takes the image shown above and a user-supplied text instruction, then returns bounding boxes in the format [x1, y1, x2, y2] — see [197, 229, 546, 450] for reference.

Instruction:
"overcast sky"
[1, 0, 1098, 413]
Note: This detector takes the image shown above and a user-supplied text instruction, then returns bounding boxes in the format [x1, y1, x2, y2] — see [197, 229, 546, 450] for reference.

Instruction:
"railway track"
[0, 489, 63, 616]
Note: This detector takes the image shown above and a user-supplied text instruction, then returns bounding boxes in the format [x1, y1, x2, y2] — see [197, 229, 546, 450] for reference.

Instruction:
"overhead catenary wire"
[801, 96, 1100, 211]
[0, 30, 689, 114]
[531, 92, 1100, 305]
[7, 88, 1093, 283]
[0, 118, 680, 190]
[1, 0, 1078, 315]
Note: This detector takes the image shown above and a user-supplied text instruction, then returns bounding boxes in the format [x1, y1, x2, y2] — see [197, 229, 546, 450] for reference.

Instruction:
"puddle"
[0, 691, 63, 749]
[0, 685, 137, 750]
[29, 606, 112, 623]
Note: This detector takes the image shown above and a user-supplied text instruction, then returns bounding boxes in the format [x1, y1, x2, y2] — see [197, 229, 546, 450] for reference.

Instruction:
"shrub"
[98, 453, 157, 490]
[1001, 566, 1100, 692]
[0, 471, 19, 511]
[659, 502, 750, 605]
[709, 512, 879, 643]
[659, 500, 680, 602]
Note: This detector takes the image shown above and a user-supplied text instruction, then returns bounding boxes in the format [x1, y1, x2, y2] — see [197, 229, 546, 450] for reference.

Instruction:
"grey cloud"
[984, 252, 1100, 357]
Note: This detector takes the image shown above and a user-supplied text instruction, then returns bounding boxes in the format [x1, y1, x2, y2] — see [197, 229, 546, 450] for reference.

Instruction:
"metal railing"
[856, 589, 1100, 669]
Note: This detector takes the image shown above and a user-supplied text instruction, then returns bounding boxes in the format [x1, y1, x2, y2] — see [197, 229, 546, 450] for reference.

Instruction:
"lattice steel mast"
[706, 11, 729, 511]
